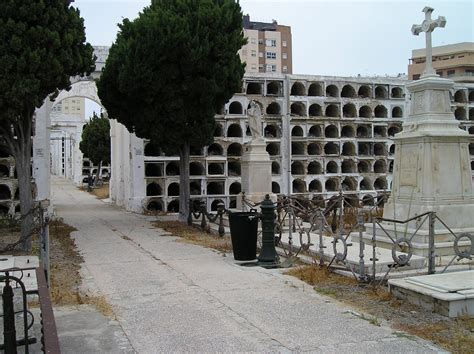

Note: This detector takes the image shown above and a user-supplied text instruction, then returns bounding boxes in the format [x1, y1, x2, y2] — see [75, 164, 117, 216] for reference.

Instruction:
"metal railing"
[188, 192, 473, 283]
[0, 266, 59, 353]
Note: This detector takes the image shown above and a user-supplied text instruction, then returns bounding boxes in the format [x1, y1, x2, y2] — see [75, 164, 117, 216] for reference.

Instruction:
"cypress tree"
[0, 0, 94, 249]
[98, 0, 245, 221]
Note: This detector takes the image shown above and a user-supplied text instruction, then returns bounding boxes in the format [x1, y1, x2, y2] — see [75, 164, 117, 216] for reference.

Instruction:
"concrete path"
[51, 177, 441, 353]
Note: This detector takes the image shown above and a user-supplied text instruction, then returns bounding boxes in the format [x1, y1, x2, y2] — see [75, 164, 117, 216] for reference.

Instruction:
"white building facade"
[108, 74, 474, 214]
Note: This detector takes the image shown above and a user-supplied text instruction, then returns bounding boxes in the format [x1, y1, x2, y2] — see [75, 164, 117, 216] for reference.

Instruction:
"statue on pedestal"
[247, 100, 262, 140]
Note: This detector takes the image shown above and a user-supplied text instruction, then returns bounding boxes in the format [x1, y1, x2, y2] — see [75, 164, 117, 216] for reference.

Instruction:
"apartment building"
[239, 15, 292, 74]
[408, 42, 474, 82]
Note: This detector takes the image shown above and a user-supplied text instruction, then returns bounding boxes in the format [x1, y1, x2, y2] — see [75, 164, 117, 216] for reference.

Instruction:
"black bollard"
[258, 194, 279, 268]
[3, 273, 17, 353]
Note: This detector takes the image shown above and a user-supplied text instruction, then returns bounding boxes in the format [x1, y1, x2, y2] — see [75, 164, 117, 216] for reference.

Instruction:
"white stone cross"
[411, 6, 446, 77]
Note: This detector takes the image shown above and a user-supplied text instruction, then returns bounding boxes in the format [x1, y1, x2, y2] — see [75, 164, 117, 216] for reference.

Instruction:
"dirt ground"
[0, 217, 113, 315]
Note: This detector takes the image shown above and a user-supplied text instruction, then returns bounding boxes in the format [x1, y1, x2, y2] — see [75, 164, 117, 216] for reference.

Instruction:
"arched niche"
[291, 82, 306, 96]
[246, 82, 262, 95]
[309, 179, 322, 193]
[229, 182, 241, 195]
[227, 123, 243, 137]
[291, 126, 304, 137]
[308, 161, 323, 174]
[227, 143, 242, 157]
[264, 124, 281, 138]
[341, 84, 356, 98]
[167, 182, 180, 196]
[292, 179, 306, 193]
[309, 104, 322, 117]
[291, 161, 305, 175]
[308, 83, 323, 96]
[228, 101, 243, 115]
[358, 85, 371, 98]
[266, 102, 281, 115]
[326, 84, 338, 97]
[146, 182, 162, 196]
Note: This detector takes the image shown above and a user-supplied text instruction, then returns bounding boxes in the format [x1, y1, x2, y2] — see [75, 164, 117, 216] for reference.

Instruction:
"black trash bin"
[228, 212, 259, 261]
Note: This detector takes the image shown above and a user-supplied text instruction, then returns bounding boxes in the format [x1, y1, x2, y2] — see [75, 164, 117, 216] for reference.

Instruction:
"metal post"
[372, 218, 377, 281]
[258, 194, 279, 267]
[428, 211, 436, 274]
[3, 273, 17, 353]
[44, 222, 50, 286]
[187, 199, 193, 226]
[39, 208, 50, 286]
[217, 202, 225, 237]
[357, 211, 366, 280]
[287, 200, 293, 257]
[200, 200, 207, 231]
[319, 211, 325, 266]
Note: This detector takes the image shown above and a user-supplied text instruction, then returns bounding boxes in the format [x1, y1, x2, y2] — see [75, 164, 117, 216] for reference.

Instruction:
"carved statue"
[247, 100, 262, 139]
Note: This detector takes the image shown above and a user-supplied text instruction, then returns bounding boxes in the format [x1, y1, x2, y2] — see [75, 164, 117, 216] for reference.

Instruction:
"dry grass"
[78, 184, 109, 199]
[286, 265, 474, 353]
[48, 218, 114, 317]
[153, 220, 233, 254]
[91, 185, 109, 199]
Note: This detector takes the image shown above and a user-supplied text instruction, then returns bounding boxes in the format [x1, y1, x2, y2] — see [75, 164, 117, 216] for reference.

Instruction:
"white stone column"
[129, 133, 145, 213]
[33, 99, 53, 202]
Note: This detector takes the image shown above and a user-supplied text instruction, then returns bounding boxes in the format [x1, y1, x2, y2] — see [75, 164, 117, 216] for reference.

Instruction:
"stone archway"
[50, 79, 105, 185]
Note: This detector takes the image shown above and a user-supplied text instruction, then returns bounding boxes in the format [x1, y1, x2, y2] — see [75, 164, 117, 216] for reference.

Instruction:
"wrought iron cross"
[411, 7, 446, 77]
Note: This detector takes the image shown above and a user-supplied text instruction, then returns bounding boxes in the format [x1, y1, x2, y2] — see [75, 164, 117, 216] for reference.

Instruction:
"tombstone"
[364, 7, 474, 257]
[237, 101, 275, 208]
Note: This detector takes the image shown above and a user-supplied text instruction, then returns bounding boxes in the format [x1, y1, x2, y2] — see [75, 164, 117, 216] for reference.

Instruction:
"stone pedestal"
[363, 75, 474, 257]
[237, 138, 276, 209]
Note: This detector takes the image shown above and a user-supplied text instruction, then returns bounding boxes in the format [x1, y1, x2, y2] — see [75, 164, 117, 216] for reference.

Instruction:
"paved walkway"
[52, 177, 441, 353]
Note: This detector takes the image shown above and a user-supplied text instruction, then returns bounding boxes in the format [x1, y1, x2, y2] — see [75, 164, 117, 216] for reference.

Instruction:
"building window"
[447, 70, 455, 77]
[258, 39, 263, 45]
[251, 64, 257, 70]
[282, 53, 287, 59]
[265, 39, 276, 47]
[259, 52, 263, 58]
[412, 74, 420, 80]
[251, 50, 256, 57]
[436, 70, 443, 77]
[282, 40, 287, 47]
[266, 65, 276, 72]
[250, 38, 257, 44]
[258, 64, 264, 72]
[266, 52, 276, 59]
[283, 65, 288, 72]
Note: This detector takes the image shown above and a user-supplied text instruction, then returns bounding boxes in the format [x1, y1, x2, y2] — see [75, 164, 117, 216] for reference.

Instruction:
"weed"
[314, 287, 336, 297]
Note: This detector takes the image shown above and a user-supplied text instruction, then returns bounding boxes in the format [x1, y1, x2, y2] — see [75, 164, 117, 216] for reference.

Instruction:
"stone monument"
[364, 7, 474, 256]
[237, 101, 274, 208]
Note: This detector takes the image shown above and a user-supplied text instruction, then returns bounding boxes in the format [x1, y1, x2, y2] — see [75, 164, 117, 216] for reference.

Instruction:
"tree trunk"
[15, 133, 34, 251]
[178, 143, 190, 223]
[94, 160, 102, 186]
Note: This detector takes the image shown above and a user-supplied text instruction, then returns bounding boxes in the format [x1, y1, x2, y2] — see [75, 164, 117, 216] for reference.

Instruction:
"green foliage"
[0, 0, 95, 128]
[97, 0, 246, 153]
[80, 113, 111, 166]
[0, 0, 95, 249]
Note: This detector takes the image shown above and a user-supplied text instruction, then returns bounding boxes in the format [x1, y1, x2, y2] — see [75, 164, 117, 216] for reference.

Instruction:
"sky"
[74, 0, 473, 76]
[75, 0, 473, 117]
